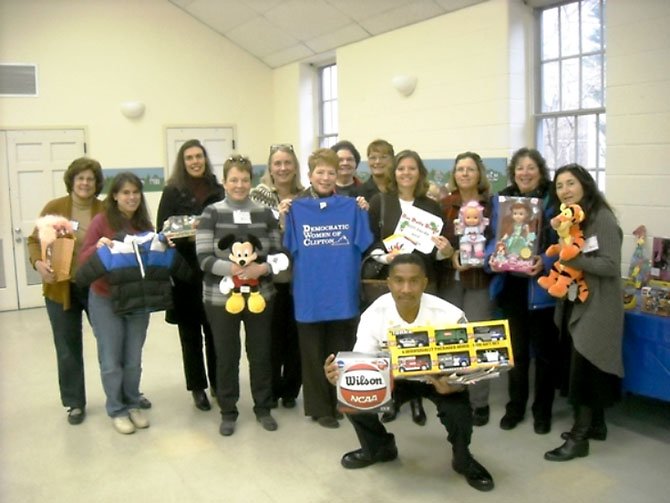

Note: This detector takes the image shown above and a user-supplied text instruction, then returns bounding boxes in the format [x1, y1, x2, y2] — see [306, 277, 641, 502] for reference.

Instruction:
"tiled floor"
[1, 307, 669, 502]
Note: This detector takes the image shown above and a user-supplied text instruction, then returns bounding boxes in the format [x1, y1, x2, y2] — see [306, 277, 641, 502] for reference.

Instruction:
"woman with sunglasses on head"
[250, 144, 304, 409]
[197, 155, 282, 437]
[543, 164, 623, 462]
[157, 139, 224, 412]
[366, 149, 454, 425]
[279, 148, 372, 429]
[439, 152, 495, 427]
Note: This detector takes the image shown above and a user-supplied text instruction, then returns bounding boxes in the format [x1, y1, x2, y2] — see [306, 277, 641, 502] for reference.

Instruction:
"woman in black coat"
[157, 139, 224, 411]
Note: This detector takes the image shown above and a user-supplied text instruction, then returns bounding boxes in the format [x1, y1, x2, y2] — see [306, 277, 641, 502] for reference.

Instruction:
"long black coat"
[156, 181, 224, 324]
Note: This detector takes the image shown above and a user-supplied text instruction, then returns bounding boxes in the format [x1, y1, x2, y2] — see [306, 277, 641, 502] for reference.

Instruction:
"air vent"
[0, 64, 38, 96]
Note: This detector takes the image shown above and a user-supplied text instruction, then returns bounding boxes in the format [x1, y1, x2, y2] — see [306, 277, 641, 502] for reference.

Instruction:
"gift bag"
[43, 236, 75, 282]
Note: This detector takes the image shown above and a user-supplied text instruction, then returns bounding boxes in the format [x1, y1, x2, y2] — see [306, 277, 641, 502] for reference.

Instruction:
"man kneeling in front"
[324, 253, 494, 492]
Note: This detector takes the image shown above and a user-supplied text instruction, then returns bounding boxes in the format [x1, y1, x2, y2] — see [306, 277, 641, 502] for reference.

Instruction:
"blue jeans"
[44, 283, 90, 409]
[88, 290, 150, 418]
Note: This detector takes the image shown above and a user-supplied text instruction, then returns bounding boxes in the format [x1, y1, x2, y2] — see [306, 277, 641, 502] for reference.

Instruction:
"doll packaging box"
[387, 320, 513, 383]
[490, 196, 542, 274]
[335, 352, 393, 414]
[454, 201, 489, 267]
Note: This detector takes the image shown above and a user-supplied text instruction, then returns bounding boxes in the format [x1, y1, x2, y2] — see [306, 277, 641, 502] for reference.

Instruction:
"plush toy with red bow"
[537, 203, 589, 302]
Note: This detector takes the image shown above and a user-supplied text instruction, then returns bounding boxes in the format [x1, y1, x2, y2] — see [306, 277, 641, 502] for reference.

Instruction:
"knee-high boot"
[545, 406, 591, 461]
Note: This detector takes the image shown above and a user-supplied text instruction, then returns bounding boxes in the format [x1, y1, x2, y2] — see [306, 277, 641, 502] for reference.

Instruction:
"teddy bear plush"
[537, 203, 589, 302]
[217, 234, 289, 314]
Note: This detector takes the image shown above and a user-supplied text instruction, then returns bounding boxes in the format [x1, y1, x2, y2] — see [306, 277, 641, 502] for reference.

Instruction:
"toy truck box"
[388, 320, 513, 381]
[335, 352, 393, 414]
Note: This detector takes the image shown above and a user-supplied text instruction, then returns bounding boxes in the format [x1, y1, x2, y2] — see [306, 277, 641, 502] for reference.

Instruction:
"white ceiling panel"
[262, 44, 315, 68]
[304, 22, 369, 54]
[226, 16, 299, 56]
[168, 0, 488, 68]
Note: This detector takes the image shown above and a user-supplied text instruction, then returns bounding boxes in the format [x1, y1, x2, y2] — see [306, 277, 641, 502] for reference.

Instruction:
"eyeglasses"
[368, 155, 390, 162]
[227, 155, 251, 165]
[270, 143, 294, 153]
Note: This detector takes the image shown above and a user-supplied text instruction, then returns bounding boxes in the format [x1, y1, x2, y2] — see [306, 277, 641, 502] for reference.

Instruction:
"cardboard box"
[335, 352, 393, 414]
[388, 320, 513, 382]
[489, 196, 543, 274]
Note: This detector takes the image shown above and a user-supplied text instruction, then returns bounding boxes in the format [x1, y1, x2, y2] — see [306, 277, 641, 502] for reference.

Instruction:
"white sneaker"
[113, 416, 136, 434]
[129, 408, 150, 429]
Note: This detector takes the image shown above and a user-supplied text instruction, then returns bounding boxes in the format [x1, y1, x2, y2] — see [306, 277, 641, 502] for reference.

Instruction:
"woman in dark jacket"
[486, 148, 562, 435]
[157, 139, 224, 411]
[367, 149, 454, 425]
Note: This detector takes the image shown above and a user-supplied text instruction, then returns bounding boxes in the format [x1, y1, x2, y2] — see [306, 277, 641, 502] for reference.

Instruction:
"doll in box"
[491, 197, 540, 273]
[454, 201, 489, 267]
[503, 200, 536, 258]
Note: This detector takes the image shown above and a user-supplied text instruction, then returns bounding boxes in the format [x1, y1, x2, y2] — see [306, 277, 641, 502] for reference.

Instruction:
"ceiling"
[168, 0, 488, 68]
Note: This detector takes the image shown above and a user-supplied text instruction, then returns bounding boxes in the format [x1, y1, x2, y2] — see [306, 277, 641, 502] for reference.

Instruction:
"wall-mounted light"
[120, 101, 145, 119]
[391, 75, 417, 97]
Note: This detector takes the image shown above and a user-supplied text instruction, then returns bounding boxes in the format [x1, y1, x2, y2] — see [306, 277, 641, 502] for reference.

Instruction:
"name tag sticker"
[319, 201, 328, 210]
[583, 235, 599, 253]
[70, 220, 80, 231]
[233, 210, 252, 224]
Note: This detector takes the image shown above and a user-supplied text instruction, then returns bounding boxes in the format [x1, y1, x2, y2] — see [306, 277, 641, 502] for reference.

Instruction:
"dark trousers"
[270, 283, 301, 401]
[297, 318, 358, 418]
[44, 283, 90, 409]
[205, 300, 274, 420]
[348, 381, 473, 463]
[505, 306, 560, 421]
[177, 318, 216, 392]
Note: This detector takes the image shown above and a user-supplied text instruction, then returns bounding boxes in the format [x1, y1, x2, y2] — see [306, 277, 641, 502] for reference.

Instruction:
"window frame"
[534, 0, 606, 189]
[317, 63, 338, 148]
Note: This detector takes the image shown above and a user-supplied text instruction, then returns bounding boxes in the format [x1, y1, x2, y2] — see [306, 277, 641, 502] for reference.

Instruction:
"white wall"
[607, 0, 670, 273]
[336, 0, 530, 160]
[0, 0, 274, 212]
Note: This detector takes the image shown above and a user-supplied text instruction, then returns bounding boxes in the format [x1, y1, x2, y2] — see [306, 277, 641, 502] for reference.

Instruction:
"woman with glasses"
[279, 148, 372, 429]
[366, 149, 454, 425]
[439, 152, 495, 426]
[331, 140, 362, 197]
[27, 157, 104, 426]
[197, 155, 282, 437]
[357, 139, 395, 202]
[250, 144, 304, 409]
[157, 139, 224, 412]
[544, 164, 623, 462]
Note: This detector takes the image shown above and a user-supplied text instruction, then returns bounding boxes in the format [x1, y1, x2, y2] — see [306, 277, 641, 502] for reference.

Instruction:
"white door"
[165, 126, 235, 183]
[0, 132, 19, 311]
[4, 129, 86, 310]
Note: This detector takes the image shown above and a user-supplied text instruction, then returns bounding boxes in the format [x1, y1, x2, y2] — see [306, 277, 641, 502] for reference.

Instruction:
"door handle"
[14, 227, 23, 243]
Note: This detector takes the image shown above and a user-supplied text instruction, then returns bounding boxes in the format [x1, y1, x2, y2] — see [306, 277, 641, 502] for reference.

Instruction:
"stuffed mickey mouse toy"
[218, 234, 289, 314]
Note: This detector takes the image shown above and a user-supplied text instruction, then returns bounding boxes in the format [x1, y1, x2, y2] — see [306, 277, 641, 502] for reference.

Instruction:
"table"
[622, 309, 670, 402]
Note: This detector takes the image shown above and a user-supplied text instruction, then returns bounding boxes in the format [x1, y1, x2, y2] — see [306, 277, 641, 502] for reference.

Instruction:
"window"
[318, 63, 338, 148]
[536, 0, 606, 190]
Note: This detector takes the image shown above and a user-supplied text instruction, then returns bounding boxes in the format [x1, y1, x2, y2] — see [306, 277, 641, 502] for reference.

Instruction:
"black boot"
[381, 398, 399, 423]
[410, 398, 427, 426]
[545, 406, 591, 461]
[560, 406, 607, 441]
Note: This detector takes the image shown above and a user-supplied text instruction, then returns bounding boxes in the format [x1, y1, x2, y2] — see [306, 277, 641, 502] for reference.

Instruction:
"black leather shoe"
[192, 390, 211, 411]
[67, 407, 86, 425]
[499, 413, 523, 430]
[411, 399, 427, 426]
[315, 416, 339, 429]
[139, 394, 152, 409]
[380, 406, 398, 423]
[282, 398, 296, 409]
[544, 437, 589, 461]
[472, 406, 490, 427]
[561, 425, 607, 441]
[534, 419, 551, 435]
[452, 457, 495, 492]
[341, 445, 398, 469]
